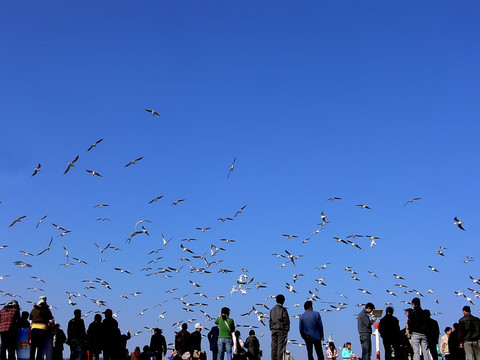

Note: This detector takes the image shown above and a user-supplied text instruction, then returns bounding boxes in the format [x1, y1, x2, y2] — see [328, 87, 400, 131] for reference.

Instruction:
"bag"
[193, 350, 201, 359]
[181, 352, 191, 360]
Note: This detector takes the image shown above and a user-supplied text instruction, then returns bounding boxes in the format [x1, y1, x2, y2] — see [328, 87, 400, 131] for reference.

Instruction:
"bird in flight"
[171, 199, 186, 206]
[327, 197, 341, 201]
[356, 204, 371, 210]
[148, 196, 163, 204]
[227, 157, 236, 179]
[403, 198, 422, 207]
[87, 138, 104, 151]
[145, 109, 161, 117]
[454, 217, 465, 231]
[235, 204, 247, 217]
[125, 157, 144, 167]
[32, 163, 41, 176]
[9, 216, 26, 228]
[36, 215, 47, 229]
[86, 170, 103, 178]
[64, 155, 79, 174]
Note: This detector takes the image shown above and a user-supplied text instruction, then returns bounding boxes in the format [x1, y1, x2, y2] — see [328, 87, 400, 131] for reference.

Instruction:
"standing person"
[299, 300, 325, 360]
[208, 325, 220, 360]
[458, 306, 480, 360]
[67, 309, 86, 360]
[233, 330, 246, 360]
[440, 327, 451, 360]
[357, 302, 376, 360]
[175, 323, 191, 358]
[244, 330, 260, 360]
[101, 309, 119, 360]
[270, 294, 290, 360]
[150, 328, 167, 360]
[52, 323, 67, 360]
[425, 310, 440, 360]
[215, 307, 235, 360]
[118, 329, 131, 360]
[190, 323, 204, 358]
[0, 300, 20, 360]
[87, 314, 103, 360]
[448, 323, 464, 360]
[29, 296, 54, 360]
[407, 298, 428, 360]
[379, 307, 401, 360]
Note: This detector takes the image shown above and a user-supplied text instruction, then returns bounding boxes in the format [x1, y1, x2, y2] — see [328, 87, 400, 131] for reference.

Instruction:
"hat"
[286, 350, 290, 354]
[8, 300, 18, 306]
[37, 296, 47, 305]
[195, 322, 204, 330]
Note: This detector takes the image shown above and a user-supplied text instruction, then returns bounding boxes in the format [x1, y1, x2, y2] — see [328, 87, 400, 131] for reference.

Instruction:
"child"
[342, 342, 358, 360]
[327, 342, 339, 360]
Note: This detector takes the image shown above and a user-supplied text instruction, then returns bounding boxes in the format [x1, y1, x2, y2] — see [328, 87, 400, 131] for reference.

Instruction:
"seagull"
[94, 242, 111, 254]
[454, 217, 465, 231]
[145, 109, 161, 117]
[327, 197, 342, 201]
[195, 227, 211, 232]
[148, 196, 163, 204]
[32, 163, 41, 176]
[358, 288, 372, 295]
[171, 199, 186, 206]
[125, 157, 144, 167]
[393, 274, 406, 280]
[87, 138, 104, 151]
[217, 217, 234, 222]
[64, 155, 79, 174]
[428, 265, 440, 273]
[36, 215, 48, 229]
[285, 282, 297, 293]
[356, 204, 371, 210]
[282, 234, 298, 239]
[162, 233, 173, 246]
[114, 268, 132, 275]
[367, 271, 379, 278]
[386, 290, 398, 297]
[235, 204, 247, 217]
[9, 216, 27, 228]
[227, 157, 236, 179]
[86, 170, 103, 178]
[403, 198, 422, 207]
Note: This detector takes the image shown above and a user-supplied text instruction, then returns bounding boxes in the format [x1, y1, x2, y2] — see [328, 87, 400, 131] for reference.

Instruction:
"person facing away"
[299, 300, 325, 360]
[139, 345, 151, 360]
[233, 330, 246, 360]
[357, 302, 376, 360]
[101, 308, 119, 360]
[67, 309, 87, 360]
[175, 323, 191, 356]
[244, 330, 261, 360]
[190, 323, 204, 356]
[326, 342, 338, 360]
[425, 309, 440, 360]
[448, 323, 465, 360]
[0, 299, 20, 360]
[29, 296, 54, 360]
[87, 314, 103, 360]
[270, 294, 290, 360]
[458, 305, 480, 360]
[407, 297, 429, 360]
[208, 325, 220, 360]
[341, 342, 357, 360]
[52, 323, 67, 360]
[215, 307, 235, 360]
[150, 328, 168, 359]
[379, 306, 401, 360]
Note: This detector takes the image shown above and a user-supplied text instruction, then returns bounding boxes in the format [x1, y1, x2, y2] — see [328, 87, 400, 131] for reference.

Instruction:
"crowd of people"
[0, 295, 479, 360]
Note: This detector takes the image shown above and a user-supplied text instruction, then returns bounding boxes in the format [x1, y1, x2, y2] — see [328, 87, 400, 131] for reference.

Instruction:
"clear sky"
[1, 1, 479, 359]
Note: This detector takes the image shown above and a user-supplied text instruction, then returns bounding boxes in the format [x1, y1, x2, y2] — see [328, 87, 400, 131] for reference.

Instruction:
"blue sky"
[1, 1, 479, 358]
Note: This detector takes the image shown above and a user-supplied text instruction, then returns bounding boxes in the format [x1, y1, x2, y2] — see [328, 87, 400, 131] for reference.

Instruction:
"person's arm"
[318, 313, 324, 341]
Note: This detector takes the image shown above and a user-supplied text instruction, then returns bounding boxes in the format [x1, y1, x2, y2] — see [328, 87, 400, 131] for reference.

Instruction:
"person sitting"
[342, 342, 357, 360]
[327, 342, 338, 360]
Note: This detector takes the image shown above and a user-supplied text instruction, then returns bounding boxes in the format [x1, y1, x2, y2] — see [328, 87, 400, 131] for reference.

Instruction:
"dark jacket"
[190, 330, 202, 351]
[407, 307, 427, 335]
[244, 335, 260, 357]
[379, 314, 400, 343]
[299, 309, 324, 341]
[175, 329, 191, 354]
[101, 316, 119, 349]
[150, 333, 167, 356]
[269, 304, 290, 332]
[29, 303, 54, 325]
[207, 326, 219, 351]
[67, 317, 86, 341]
[425, 316, 440, 345]
[87, 320, 103, 352]
[53, 328, 67, 351]
[449, 329, 465, 360]
[458, 313, 480, 342]
[358, 309, 374, 335]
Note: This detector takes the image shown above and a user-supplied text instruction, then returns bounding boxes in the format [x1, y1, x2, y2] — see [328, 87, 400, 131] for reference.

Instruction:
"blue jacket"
[299, 309, 324, 341]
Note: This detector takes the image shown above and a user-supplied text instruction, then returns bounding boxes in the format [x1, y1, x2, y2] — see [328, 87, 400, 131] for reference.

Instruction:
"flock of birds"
[0, 109, 475, 355]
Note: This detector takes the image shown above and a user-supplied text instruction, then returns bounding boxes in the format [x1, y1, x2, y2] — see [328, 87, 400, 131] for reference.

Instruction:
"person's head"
[7, 299, 18, 307]
[134, 347, 141, 354]
[304, 300, 313, 310]
[235, 330, 241, 338]
[37, 296, 47, 306]
[249, 330, 255, 336]
[424, 309, 431, 318]
[365, 302, 375, 313]
[142, 345, 150, 353]
[221, 307, 230, 317]
[195, 323, 203, 332]
[445, 327, 452, 335]
[155, 328, 162, 335]
[94, 314, 102, 322]
[411, 297, 421, 308]
[21, 311, 29, 321]
[329, 342, 335, 350]
[181, 323, 188, 330]
[276, 294, 285, 305]
[104, 309, 113, 318]
[463, 306, 471, 314]
[386, 306, 394, 315]
[405, 308, 412, 316]
[74, 309, 82, 318]
[344, 342, 351, 350]
[453, 323, 459, 331]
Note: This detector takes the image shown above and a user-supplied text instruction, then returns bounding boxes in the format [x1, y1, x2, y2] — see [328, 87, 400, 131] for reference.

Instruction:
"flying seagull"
[403, 198, 422, 207]
[125, 157, 144, 167]
[227, 157, 236, 179]
[454, 217, 465, 231]
[32, 163, 41, 176]
[145, 109, 161, 117]
[64, 155, 79, 174]
[87, 138, 104, 151]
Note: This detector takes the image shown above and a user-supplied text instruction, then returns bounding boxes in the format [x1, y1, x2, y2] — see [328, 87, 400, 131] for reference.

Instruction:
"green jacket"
[215, 316, 235, 338]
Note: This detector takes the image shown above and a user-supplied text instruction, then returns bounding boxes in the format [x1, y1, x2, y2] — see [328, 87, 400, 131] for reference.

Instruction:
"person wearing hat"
[29, 296, 54, 360]
[284, 349, 295, 360]
[190, 323, 204, 358]
[0, 299, 20, 360]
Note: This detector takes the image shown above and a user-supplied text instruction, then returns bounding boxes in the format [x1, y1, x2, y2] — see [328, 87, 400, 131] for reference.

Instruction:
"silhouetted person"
[379, 307, 400, 360]
[270, 294, 290, 360]
[150, 328, 167, 360]
[424, 310, 440, 360]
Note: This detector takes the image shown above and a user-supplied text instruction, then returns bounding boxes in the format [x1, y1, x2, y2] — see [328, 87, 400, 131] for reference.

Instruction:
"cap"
[195, 322, 204, 329]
